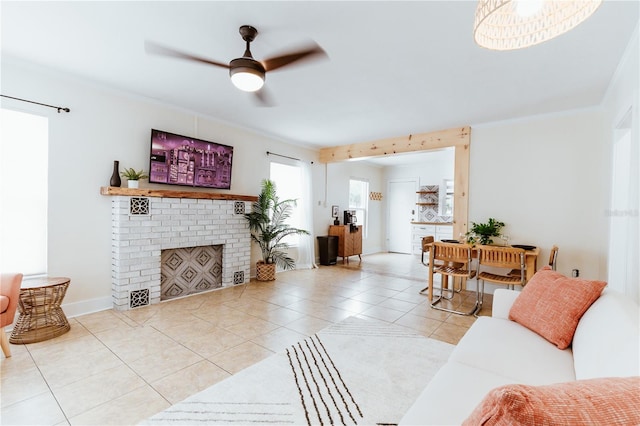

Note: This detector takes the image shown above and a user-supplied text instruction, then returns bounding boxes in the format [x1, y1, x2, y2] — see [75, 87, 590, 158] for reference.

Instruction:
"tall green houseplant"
[244, 179, 310, 279]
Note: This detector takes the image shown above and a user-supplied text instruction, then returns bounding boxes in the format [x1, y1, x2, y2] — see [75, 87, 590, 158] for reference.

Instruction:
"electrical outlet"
[572, 269, 579, 278]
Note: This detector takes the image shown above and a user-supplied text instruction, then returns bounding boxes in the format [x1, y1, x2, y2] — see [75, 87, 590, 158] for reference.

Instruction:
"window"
[440, 179, 454, 217]
[270, 162, 303, 245]
[349, 178, 369, 236]
[0, 108, 48, 276]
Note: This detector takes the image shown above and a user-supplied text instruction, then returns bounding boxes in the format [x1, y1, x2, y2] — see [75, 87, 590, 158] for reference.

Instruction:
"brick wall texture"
[110, 196, 250, 310]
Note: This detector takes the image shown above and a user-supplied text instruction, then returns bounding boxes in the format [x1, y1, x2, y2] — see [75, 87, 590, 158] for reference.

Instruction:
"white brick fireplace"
[104, 188, 255, 310]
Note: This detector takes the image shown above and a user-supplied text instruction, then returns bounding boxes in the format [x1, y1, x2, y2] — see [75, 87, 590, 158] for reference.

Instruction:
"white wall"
[383, 149, 454, 187]
[471, 110, 608, 283]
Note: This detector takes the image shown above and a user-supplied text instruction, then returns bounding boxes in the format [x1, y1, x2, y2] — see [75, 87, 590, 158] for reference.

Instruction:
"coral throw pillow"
[508, 266, 606, 349]
[463, 377, 640, 426]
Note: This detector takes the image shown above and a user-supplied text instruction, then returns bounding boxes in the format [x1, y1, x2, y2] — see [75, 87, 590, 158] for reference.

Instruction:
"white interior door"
[388, 179, 417, 253]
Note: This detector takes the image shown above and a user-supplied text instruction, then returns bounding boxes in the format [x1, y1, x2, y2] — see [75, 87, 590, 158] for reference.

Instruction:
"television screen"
[149, 129, 233, 189]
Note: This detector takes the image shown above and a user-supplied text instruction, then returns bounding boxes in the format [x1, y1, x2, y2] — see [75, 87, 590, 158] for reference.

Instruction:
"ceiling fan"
[145, 25, 327, 105]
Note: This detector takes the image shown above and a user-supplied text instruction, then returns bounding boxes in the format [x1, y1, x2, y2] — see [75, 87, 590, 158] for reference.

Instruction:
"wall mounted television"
[149, 129, 233, 189]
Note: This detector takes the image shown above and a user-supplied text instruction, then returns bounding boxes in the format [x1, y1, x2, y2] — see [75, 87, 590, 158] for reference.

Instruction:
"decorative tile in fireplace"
[161, 245, 223, 300]
[130, 289, 150, 309]
[130, 197, 150, 215]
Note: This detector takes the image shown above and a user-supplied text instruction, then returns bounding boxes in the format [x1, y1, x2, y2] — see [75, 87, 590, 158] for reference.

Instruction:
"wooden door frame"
[319, 126, 470, 237]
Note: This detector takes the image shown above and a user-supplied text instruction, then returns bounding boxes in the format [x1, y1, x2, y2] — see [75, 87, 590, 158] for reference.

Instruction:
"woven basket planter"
[256, 261, 276, 281]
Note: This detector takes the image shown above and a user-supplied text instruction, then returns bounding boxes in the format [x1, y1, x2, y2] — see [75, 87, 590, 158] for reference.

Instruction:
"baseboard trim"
[62, 296, 112, 318]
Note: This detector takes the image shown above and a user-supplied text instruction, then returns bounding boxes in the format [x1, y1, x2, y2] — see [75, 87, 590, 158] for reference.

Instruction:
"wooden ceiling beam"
[318, 126, 470, 163]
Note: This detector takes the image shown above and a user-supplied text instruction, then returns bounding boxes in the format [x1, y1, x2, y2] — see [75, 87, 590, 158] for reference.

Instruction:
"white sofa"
[400, 288, 640, 425]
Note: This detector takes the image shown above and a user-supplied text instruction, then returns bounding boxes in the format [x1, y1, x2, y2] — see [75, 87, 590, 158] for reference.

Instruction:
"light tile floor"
[0, 253, 492, 425]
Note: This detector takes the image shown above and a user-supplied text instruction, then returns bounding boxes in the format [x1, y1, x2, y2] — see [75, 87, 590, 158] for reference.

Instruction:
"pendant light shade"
[473, 0, 603, 50]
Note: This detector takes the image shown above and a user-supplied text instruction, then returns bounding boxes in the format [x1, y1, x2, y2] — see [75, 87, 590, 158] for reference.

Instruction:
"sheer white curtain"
[296, 161, 316, 269]
[269, 159, 316, 270]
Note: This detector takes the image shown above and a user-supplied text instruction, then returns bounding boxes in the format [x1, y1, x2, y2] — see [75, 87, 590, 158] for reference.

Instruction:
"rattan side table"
[9, 277, 71, 344]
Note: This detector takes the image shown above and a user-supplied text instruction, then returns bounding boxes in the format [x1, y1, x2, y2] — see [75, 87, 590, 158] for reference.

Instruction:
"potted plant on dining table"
[465, 218, 505, 245]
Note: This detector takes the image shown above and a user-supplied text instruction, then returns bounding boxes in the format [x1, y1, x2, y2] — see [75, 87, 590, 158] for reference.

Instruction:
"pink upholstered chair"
[1, 273, 23, 357]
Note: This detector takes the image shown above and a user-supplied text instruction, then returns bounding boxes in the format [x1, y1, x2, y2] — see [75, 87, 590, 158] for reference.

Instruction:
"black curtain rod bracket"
[1, 94, 70, 113]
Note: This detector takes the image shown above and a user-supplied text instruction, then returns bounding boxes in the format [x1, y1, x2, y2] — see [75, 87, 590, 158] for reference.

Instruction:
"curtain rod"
[1, 94, 70, 113]
[266, 151, 314, 164]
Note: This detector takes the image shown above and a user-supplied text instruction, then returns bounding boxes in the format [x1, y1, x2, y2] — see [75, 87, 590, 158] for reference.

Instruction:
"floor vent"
[234, 271, 245, 285]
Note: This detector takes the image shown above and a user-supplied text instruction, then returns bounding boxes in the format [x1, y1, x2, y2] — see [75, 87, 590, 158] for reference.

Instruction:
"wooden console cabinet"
[329, 225, 362, 263]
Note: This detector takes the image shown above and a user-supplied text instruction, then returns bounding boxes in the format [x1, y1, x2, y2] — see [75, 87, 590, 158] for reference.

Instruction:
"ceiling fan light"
[230, 69, 264, 92]
[473, 0, 602, 50]
[229, 58, 265, 92]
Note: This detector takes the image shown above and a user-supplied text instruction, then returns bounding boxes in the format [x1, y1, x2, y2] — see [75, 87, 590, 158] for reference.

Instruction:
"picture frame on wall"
[332, 205, 339, 217]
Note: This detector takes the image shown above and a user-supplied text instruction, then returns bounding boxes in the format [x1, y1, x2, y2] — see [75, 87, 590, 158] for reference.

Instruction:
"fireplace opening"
[160, 245, 223, 301]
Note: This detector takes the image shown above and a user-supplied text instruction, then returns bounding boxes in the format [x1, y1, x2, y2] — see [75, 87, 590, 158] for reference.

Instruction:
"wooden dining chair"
[418, 236, 436, 294]
[548, 245, 559, 270]
[421, 235, 435, 265]
[477, 246, 526, 309]
[509, 244, 557, 278]
[429, 242, 479, 316]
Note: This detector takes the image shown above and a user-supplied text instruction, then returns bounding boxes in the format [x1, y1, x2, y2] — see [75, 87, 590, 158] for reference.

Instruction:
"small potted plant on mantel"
[244, 179, 310, 281]
[120, 168, 149, 189]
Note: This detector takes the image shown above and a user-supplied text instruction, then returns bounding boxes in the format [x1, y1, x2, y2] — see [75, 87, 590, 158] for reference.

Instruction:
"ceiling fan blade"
[262, 43, 327, 72]
[145, 41, 229, 69]
[252, 88, 275, 107]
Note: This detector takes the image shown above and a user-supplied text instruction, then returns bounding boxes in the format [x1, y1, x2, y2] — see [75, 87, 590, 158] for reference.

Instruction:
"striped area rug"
[142, 316, 454, 425]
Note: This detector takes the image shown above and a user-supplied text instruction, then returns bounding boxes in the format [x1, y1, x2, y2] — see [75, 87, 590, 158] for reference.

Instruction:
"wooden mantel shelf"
[100, 187, 258, 202]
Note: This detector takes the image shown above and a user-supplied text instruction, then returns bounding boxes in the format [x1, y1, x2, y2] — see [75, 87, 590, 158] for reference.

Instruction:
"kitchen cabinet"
[411, 223, 454, 254]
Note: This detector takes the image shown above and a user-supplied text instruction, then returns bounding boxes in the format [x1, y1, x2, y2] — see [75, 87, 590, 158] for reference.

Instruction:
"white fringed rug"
[142, 316, 454, 425]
